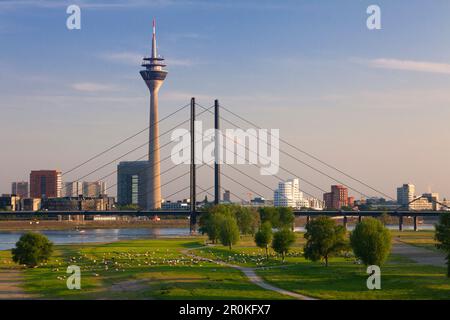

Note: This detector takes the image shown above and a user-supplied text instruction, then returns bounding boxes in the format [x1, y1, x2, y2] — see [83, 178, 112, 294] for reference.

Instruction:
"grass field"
[0, 230, 448, 300]
[0, 238, 287, 300]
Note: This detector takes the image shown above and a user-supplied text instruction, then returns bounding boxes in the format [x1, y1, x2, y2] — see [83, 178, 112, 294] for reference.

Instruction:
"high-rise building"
[30, 170, 62, 198]
[274, 178, 304, 208]
[140, 19, 167, 210]
[323, 185, 349, 210]
[11, 181, 28, 198]
[63, 181, 83, 197]
[223, 190, 231, 203]
[82, 181, 106, 197]
[117, 161, 149, 209]
[396, 183, 415, 209]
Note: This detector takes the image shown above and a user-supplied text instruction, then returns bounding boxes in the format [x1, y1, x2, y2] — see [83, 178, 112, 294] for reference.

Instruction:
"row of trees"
[200, 205, 395, 267]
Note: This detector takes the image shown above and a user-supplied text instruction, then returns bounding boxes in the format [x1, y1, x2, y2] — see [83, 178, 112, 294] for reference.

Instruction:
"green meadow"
[0, 231, 448, 300]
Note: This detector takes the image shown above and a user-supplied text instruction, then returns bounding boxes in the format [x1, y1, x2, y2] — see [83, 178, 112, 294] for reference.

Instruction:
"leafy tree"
[259, 207, 279, 227]
[219, 216, 240, 250]
[259, 207, 294, 229]
[12, 232, 53, 267]
[435, 212, 450, 277]
[235, 206, 260, 235]
[350, 217, 391, 266]
[271, 228, 296, 262]
[278, 207, 295, 229]
[254, 222, 273, 259]
[304, 216, 347, 267]
[199, 205, 232, 243]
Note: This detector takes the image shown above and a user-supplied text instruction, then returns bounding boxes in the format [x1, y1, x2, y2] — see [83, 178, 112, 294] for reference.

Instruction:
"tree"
[259, 207, 294, 229]
[199, 206, 231, 243]
[259, 207, 279, 227]
[219, 216, 240, 250]
[254, 222, 273, 259]
[435, 212, 450, 277]
[271, 228, 295, 262]
[235, 206, 260, 235]
[350, 217, 391, 266]
[12, 232, 53, 267]
[199, 205, 234, 243]
[304, 216, 347, 267]
[278, 207, 295, 229]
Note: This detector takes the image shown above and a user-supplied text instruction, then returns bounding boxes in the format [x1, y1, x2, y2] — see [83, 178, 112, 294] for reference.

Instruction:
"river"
[0, 227, 190, 251]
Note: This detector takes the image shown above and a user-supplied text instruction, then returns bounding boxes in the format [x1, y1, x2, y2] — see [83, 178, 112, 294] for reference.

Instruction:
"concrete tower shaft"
[140, 19, 167, 210]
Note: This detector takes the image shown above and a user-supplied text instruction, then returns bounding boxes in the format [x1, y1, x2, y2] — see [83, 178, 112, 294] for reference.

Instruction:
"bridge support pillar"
[399, 215, 403, 231]
[306, 215, 310, 225]
[413, 216, 418, 231]
[343, 216, 348, 230]
[358, 215, 362, 223]
[190, 97, 197, 235]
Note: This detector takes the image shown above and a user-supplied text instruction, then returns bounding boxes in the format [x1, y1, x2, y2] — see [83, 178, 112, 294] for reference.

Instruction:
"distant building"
[309, 198, 325, 211]
[30, 170, 62, 198]
[396, 183, 415, 209]
[41, 196, 115, 211]
[117, 161, 149, 210]
[274, 178, 305, 208]
[11, 181, 28, 198]
[323, 185, 349, 210]
[83, 181, 106, 197]
[223, 190, 231, 203]
[21, 198, 41, 211]
[0, 194, 21, 211]
[441, 199, 450, 211]
[409, 197, 433, 211]
[422, 193, 440, 210]
[63, 181, 83, 197]
[161, 200, 189, 210]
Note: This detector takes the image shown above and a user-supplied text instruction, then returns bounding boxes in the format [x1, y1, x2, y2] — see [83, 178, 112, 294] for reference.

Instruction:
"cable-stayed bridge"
[3, 98, 447, 232]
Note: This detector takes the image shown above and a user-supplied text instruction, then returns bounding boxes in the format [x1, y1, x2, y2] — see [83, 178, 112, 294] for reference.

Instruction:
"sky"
[1, 0, 450, 202]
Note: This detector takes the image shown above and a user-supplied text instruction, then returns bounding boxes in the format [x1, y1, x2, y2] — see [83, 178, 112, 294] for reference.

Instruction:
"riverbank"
[0, 219, 189, 231]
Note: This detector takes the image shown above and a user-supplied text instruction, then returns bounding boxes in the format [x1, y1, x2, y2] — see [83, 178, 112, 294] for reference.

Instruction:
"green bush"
[12, 232, 53, 267]
[350, 217, 391, 266]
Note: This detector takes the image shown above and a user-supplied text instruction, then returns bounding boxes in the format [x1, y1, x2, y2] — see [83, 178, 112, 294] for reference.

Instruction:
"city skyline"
[1, 0, 450, 201]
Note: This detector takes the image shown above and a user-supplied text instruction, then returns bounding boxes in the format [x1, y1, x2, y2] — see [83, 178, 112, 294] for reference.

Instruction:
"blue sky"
[1, 0, 450, 201]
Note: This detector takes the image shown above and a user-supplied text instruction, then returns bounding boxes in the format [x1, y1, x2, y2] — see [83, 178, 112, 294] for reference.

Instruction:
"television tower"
[140, 19, 167, 209]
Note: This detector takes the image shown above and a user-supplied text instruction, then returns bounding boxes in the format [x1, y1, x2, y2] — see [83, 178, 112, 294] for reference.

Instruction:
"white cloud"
[368, 58, 450, 75]
[71, 82, 118, 92]
[100, 52, 142, 65]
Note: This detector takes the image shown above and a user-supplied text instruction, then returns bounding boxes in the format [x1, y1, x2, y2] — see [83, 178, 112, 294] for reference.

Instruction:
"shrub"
[12, 232, 53, 267]
[350, 217, 391, 266]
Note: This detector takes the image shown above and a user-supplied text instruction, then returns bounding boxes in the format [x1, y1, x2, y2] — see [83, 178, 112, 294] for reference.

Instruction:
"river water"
[0, 227, 190, 251]
[0, 223, 435, 251]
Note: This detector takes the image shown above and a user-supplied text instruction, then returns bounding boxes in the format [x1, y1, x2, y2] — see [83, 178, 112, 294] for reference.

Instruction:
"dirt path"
[0, 269, 34, 300]
[182, 249, 316, 300]
[392, 240, 446, 267]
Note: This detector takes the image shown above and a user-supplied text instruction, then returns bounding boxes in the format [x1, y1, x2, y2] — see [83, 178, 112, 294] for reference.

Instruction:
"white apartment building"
[274, 178, 305, 208]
